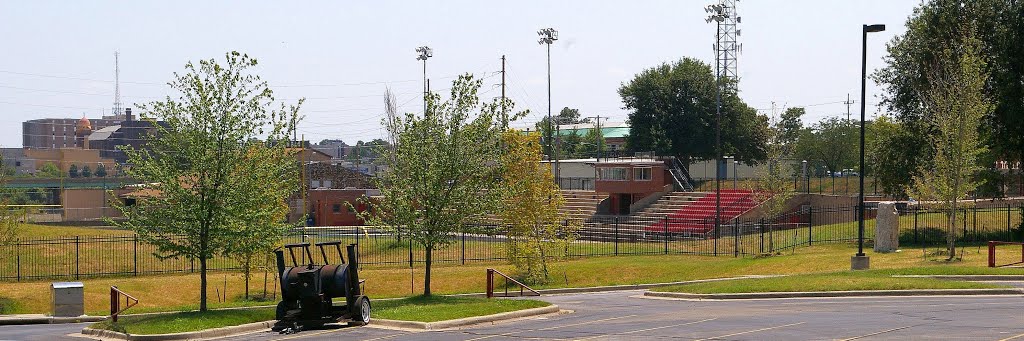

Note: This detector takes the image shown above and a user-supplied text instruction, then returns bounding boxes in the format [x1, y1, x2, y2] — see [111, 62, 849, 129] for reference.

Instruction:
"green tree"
[68, 164, 79, 178]
[776, 107, 805, 156]
[80, 165, 91, 178]
[36, 163, 60, 178]
[499, 130, 578, 283]
[535, 107, 588, 157]
[907, 29, 991, 260]
[868, 115, 923, 198]
[793, 117, 857, 176]
[0, 172, 22, 248]
[619, 58, 768, 166]
[110, 52, 302, 311]
[748, 124, 795, 253]
[357, 74, 522, 296]
[95, 164, 107, 177]
[875, 0, 1024, 193]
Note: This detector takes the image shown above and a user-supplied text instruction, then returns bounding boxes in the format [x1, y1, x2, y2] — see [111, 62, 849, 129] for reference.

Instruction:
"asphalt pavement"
[5, 290, 1024, 340]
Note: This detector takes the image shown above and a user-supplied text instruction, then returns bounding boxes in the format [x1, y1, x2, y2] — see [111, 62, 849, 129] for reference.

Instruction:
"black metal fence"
[2, 203, 1021, 281]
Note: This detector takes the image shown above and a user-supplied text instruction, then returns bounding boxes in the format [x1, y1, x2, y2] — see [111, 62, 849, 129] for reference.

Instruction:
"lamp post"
[854, 23, 885, 271]
[415, 46, 433, 114]
[802, 160, 808, 193]
[733, 159, 738, 189]
[538, 28, 558, 180]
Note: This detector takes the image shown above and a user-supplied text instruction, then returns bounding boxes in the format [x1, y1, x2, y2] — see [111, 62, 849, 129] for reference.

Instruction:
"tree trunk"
[423, 245, 432, 296]
[200, 255, 208, 311]
[947, 206, 957, 261]
[244, 268, 250, 300]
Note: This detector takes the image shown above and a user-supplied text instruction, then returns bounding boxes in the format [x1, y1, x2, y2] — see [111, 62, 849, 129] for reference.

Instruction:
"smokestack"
[125, 108, 133, 121]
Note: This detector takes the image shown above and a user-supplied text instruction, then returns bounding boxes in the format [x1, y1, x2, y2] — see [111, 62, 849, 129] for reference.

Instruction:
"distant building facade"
[23, 116, 119, 149]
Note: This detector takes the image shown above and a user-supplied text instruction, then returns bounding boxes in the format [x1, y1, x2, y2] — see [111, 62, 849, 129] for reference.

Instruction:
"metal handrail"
[486, 268, 540, 298]
[109, 286, 138, 322]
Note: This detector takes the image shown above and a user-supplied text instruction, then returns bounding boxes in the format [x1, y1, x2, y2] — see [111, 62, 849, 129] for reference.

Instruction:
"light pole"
[415, 46, 433, 114]
[802, 160, 808, 193]
[706, 5, 726, 238]
[538, 28, 558, 180]
[854, 23, 885, 270]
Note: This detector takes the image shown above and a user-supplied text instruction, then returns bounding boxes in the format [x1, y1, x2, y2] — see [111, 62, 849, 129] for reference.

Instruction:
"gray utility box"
[51, 282, 84, 317]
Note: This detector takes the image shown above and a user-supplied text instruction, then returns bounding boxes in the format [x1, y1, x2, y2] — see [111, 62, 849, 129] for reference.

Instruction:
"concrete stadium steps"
[641, 189, 758, 235]
[559, 190, 606, 219]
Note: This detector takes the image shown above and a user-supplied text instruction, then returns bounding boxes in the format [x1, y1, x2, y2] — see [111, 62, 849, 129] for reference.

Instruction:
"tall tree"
[907, 29, 991, 260]
[776, 107, 805, 156]
[535, 106, 588, 156]
[111, 52, 302, 311]
[357, 74, 524, 296]
[868, 115, 922, 198]
[875, 0, 1024, 194]
[619, 58, 768, 166]
[793, 117, 858, 176]
[36, 163, 60, 178]
[498, 130, 578, 283]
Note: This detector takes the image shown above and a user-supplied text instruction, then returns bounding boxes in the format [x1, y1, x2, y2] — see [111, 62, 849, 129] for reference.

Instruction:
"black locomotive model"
[273, 241, 370, 333]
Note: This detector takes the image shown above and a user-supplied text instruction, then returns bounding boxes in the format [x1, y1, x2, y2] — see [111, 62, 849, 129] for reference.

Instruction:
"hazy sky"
[0, 0, 919, 148]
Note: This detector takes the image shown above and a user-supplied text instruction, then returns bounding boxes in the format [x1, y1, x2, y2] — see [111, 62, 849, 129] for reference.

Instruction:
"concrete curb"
[371, 304, 560, 330]
[0, 314, 106, 326]
[643, 288, 1024, 300]
[80, 320, 275, 341]
[450, 275, 783, 298]
[893, 275, 1024, 281]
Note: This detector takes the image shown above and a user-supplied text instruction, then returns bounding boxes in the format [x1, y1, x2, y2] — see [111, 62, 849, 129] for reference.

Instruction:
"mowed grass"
[16, 223, 130, 238]
[3, 243, 1023, 315]
[373, 296, 549, 322]
[89, 307, 274, 335]
[654, 269, 1003, 294]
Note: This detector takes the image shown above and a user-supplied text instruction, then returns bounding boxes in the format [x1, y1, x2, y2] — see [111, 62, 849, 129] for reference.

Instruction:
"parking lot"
[9, 289, 1024, 340]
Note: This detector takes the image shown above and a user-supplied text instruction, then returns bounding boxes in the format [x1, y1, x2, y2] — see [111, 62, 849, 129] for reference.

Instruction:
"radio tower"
[706, 0, 741, 91]
[112, 51, 123, 119]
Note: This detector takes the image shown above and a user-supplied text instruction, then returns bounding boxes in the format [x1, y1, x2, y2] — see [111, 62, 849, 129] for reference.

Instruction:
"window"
[634, 167, 652, 181]
[599, 167, 628, 180]
[332, 204, 342, 213]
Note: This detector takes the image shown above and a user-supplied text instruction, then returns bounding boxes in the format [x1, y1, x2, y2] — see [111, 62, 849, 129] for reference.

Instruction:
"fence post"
[133, 235, 138, 276]
[614, 216, 619, 256]
[16, 239, 20, 282]
[1008, 204, 1012, 242]
[663, 216, 668, 255]
[733, 218, 739, 257]
[461, 231, 466, 265]
[808, 206, 813, 246]
[988, 241, 996, 267]
[75, 236, 80, 280]
[485, 269, 494, 298]
[914, 206, 919, 245]
[759, 218, 765, 254]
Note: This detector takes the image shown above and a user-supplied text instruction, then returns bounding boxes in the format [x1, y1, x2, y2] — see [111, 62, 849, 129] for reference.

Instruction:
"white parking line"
[694, 322, 806, 341]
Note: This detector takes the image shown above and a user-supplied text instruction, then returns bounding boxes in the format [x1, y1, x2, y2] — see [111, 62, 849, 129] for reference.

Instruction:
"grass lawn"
[653, 269, 1004, 294]
[89, 307, 274, 335]
[2, 243, 1023, 315]
[373, 295, 549, 322]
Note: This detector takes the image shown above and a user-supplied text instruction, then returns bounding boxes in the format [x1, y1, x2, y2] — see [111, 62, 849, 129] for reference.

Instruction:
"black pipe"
[347, 244, 360, 297]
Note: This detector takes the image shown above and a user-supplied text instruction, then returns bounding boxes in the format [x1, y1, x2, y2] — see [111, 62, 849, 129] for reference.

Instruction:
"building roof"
[555, 123, 629, 139]
[87, 125, 121, 141]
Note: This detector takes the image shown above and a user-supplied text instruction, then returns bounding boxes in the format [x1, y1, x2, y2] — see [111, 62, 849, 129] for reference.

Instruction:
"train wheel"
[349, 296, 371, 326]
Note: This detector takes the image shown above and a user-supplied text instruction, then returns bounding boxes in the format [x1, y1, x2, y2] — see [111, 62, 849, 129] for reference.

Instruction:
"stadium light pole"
[706, 5, 726, 240]
[538, 28, 558, 180]
[416, 46, 433, 114]
[854, 24, 885, 270]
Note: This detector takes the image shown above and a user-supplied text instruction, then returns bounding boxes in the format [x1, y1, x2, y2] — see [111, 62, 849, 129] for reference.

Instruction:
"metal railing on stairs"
[486, 268, 540, 298]
[667, 157, 694, 192]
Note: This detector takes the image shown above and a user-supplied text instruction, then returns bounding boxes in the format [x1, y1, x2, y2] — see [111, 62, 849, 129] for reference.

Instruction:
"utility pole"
[586, 116, 608, 161]
[844, 93, 854, 122]
[501, 55, 507, 130]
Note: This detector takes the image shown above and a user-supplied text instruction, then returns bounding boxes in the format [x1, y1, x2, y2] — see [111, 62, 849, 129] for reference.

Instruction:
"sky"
[0, 0, 920, 148]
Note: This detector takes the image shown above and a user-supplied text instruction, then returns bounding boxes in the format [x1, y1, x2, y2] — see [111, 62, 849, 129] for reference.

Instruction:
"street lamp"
[854, 23, 885, 271]
[706, 4, 726, 239]
[538, 27, 558, 180]
[733, 159, 739, 189]
[415, 46, 433, 114]
[802, 160, 808, 193]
